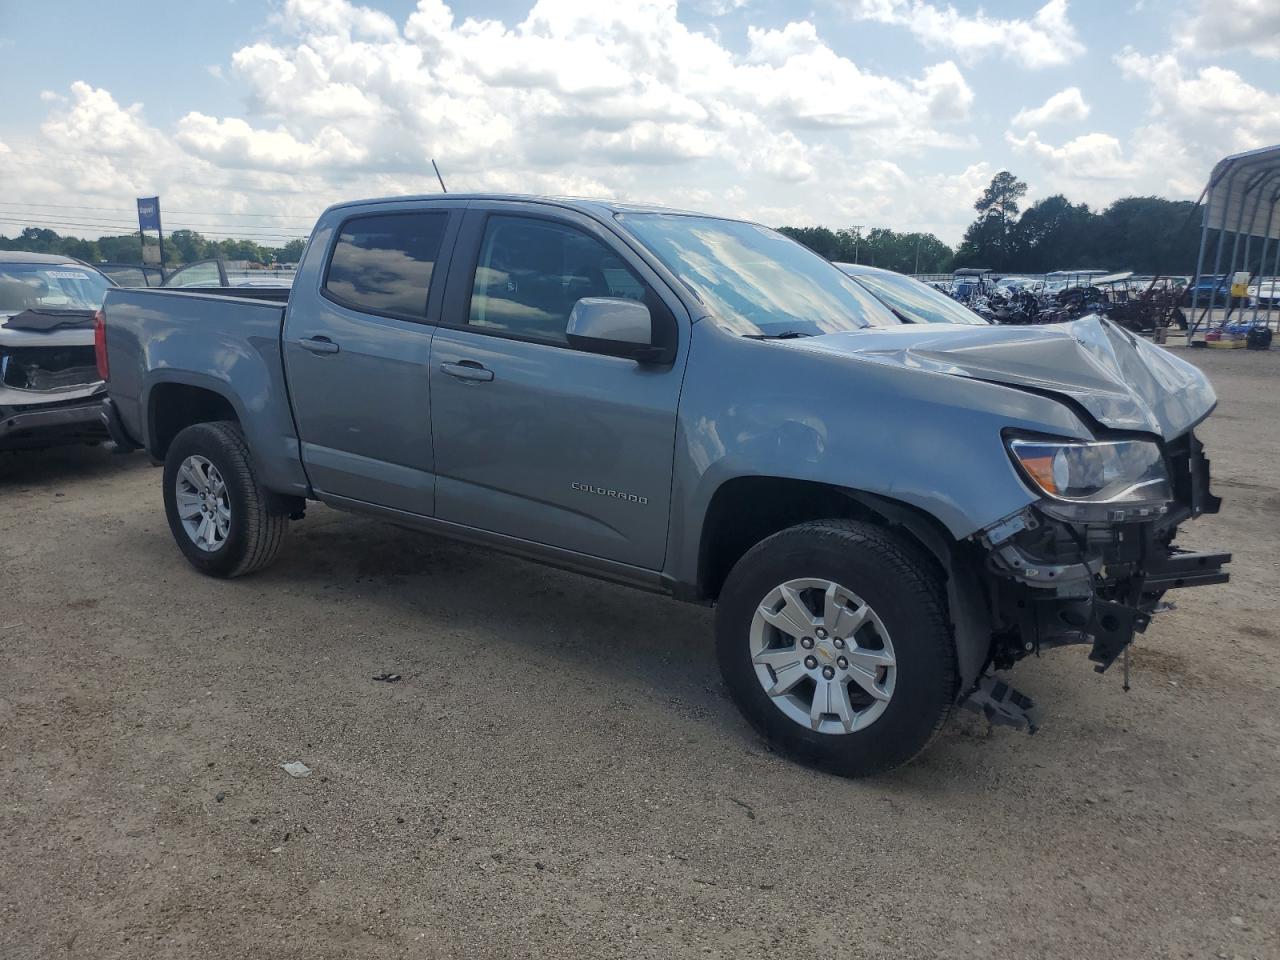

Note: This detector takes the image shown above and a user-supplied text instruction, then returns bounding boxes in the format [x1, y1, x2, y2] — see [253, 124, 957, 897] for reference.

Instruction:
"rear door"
[429, 202, 689, 569]
[283, 204, 460, 515]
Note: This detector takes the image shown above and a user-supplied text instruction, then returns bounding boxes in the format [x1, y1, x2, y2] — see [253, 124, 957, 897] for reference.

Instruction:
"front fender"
[664, 321, 1092, 586]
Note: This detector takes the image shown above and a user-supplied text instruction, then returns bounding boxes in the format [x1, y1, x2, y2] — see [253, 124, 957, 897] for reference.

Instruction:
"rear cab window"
[163, 261, 223, 288]
[323, 212, 449, 322]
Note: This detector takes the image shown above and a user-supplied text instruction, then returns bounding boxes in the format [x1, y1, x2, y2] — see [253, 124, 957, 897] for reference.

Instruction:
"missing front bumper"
[0, 397, 108, 450]
[981, 511, 1231, 675]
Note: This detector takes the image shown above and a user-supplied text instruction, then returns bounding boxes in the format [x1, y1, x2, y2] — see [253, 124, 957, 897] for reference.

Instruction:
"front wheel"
[716, 520, 958, 777]
[162, 420, 288, 578]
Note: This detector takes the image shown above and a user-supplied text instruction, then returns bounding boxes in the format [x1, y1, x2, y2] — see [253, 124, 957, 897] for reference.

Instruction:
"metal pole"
[1188, 215, 1211, 338]
[1203, 218, 1228, 331]
[1220, 175, 1256, 322]
[1250, 186, 1278, 326]
[1224, 171, 1272, 322]
[1240, 173, 1277, 318]
[1205, 168, 1257, 328]
[1271, 215, 1280, 331]
[914, 234, 921, 275]
[1190, 162, 1239, 339]
[156, 204, 167, 279]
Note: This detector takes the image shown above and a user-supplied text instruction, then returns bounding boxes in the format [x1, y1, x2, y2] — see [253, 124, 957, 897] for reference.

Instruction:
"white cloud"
[1005, 51, 1280, 209]
[1006, 130, 1140, 182]
[1177, 0, 1280, 60]
[200, 0, 980, 208]
[849, 0, 1085, 69]
[914, 61, 975, 122]
[0, 0, 992, 244]
[175, 114, 369, 170]
[276, 0, 399, 40]
[40, 81, 160, 157]
[1115, 49, 1280, 178]
[746, 21, 822, 64]
[1011, 87, 1090, 128]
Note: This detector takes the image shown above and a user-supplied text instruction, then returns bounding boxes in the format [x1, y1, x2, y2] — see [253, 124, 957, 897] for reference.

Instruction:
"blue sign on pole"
[136, 197, 161, 232]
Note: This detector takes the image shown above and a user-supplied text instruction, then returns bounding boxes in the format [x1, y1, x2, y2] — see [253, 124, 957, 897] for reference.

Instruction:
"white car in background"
[1248, 277, 1280, 307]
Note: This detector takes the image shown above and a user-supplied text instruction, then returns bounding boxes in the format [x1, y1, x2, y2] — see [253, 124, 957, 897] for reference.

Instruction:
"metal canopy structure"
[1189, 144, 1280, 337]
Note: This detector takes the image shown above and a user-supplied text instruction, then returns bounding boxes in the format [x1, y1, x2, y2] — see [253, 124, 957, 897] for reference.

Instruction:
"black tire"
[716, 519, 957, 777]
[162, 420, 288, 578]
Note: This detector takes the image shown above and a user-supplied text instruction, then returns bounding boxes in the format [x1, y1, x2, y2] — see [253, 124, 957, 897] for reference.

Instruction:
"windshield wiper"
[743, 330, 813, 340]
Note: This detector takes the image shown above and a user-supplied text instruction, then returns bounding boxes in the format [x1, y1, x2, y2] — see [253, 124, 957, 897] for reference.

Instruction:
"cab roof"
[0, 251, 92, 265]
[832, 262, 897, 278]
[321, 193, 714, 221]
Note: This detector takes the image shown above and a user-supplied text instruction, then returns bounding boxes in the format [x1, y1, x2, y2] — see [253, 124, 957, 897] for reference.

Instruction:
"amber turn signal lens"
[1018, 454, 1058, 496]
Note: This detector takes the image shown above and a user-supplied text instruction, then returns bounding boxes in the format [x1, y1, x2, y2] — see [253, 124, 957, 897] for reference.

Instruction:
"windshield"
[845, 270, 989, 326]
[616, 213, 899, 337]
[0, 262, 110, 313]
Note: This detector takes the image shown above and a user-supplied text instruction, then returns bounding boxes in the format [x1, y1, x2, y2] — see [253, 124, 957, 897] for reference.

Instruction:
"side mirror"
[566, 297, 667, 362]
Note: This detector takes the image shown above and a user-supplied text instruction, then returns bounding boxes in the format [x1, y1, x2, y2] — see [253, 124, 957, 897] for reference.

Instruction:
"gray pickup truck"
[99, 195, 1229, 776]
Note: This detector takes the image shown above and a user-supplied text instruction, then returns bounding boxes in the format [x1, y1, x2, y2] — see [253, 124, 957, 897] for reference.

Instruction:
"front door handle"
[440, 360, 494, 383]
[296, 336, 339, 355]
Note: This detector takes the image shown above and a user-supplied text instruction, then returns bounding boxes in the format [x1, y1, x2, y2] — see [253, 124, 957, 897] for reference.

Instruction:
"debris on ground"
[280, 761, 312, 778]
[373, 672, 402, 682]
[728, 797, 756, 820]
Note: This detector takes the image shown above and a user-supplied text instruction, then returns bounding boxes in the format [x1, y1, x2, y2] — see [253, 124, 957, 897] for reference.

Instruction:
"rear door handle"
[296, 336, 339, 355]
[440, 360, 494, 383]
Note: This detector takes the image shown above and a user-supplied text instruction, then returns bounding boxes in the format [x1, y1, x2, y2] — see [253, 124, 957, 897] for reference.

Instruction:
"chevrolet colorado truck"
[99, 195, 1230, 776]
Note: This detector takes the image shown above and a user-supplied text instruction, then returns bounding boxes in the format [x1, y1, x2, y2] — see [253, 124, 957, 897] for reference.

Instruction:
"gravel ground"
[2, 348, 1277, 960]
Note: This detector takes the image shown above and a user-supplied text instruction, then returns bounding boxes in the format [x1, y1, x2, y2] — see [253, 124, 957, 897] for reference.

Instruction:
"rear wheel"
[716, 520, 957, 777]
[162, 421, 288, 577]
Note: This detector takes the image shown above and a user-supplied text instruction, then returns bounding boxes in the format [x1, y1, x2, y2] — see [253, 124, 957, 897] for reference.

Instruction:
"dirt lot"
[2, 348, 1277, 960]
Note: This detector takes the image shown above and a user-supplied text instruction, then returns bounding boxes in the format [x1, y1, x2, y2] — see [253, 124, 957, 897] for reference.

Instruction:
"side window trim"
[440, 208, 679, 357]
[319, 209, 456, 325]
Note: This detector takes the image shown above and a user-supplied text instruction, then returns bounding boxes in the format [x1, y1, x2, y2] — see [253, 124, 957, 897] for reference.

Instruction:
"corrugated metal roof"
[1203, 144, 1280, 240]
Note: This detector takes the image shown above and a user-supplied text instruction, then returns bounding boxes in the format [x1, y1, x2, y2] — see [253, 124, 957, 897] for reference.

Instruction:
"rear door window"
[324, 212, 449, 321]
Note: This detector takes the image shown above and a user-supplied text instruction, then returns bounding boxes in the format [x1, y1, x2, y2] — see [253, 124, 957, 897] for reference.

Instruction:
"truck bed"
[100, 286, 309, 497]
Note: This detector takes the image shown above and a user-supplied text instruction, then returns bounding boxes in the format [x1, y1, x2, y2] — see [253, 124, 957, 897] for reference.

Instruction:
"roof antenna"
[431, 158, 448, 194]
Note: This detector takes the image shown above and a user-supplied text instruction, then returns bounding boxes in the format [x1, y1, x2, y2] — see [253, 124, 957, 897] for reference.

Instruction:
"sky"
[0, 0, 1278, 247]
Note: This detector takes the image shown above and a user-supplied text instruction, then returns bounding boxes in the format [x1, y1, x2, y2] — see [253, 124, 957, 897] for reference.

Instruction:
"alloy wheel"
[749, 577, 897, 734]
[174, 454, 231, 552]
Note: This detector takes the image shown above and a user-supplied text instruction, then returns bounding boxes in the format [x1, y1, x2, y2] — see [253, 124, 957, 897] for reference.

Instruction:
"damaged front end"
[964, 429, 1229, 729]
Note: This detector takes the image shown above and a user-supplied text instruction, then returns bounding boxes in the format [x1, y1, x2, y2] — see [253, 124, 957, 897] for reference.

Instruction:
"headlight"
[1007, 437, 1171, 518]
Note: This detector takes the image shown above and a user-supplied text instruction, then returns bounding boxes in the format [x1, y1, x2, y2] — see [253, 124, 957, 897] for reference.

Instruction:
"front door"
[283, 207, 455, 515]
[429, 206, 688, 569]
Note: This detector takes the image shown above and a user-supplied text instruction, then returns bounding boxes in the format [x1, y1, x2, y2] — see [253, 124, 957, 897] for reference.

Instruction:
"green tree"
[859, 228, 952, 273]
[166, 229, 212, 265]
[1094, 197, 1201, 275]
[956, 171, 1027, 269]
[277, 238, 307, 263]
[776, 225, 844, 260]
[96, 233, 148, 262]
[1012, 195, 1098, 272]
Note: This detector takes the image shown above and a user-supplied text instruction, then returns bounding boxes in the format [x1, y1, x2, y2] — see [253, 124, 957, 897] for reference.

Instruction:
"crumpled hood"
[785, 316, 1215, 439]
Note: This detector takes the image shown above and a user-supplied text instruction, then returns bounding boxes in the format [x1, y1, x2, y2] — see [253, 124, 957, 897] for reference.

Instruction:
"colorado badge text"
[571, 481, 648, 505]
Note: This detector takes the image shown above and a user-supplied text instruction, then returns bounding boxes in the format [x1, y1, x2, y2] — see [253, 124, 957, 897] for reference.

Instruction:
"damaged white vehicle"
[0, 252, 111, 451]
